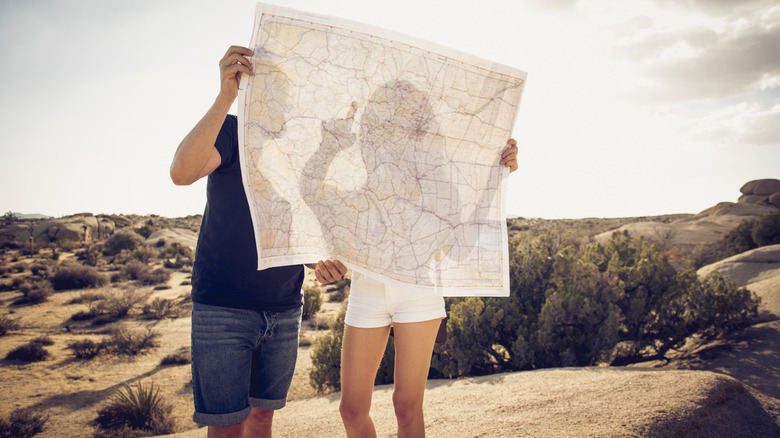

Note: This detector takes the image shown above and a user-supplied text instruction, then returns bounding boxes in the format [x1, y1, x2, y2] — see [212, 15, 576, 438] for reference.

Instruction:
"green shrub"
[68, 339, 105, 359]
[309, 312, 345, 393]
[0, 408, 48, 438]
[427, 230, 760, 377]
[94, 381, 175, 435]
[102, 231, 145, 256]
[302, 286, 323, 320]
[5, 341, 49, 362]
[131, 246, 158, 264]
[0, 314, 20, 336]
[51, 264, 108, 290]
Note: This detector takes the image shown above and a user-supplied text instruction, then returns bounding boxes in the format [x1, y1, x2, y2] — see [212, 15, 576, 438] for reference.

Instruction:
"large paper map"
[238, 3, 526, 296]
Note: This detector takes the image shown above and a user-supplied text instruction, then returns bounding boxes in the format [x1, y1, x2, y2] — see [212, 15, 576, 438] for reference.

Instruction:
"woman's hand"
[500, 139, 518, 173]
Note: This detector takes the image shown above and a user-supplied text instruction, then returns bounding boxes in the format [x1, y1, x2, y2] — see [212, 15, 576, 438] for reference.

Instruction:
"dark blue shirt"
[191, 115, 304, 310]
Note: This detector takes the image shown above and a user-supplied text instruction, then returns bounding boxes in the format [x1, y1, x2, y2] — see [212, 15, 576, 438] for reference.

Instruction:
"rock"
[738, 194, 769, 205]
[740, 178, 780, 196]
[696, 202, 778, 217]
[770, 193, 780, 209]
[145, 228, 198, 250]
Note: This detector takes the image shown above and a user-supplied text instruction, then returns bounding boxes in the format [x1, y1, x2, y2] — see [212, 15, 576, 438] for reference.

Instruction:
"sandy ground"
[1, 251, 779, 437]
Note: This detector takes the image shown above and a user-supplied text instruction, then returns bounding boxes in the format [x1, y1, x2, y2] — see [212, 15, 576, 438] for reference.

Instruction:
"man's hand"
[218, 46, 254, 102]
[500, 139, 518, 173]
[311, 260, 348, 284]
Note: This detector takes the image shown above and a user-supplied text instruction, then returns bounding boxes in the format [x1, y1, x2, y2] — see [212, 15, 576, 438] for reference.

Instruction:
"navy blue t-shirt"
[191, 115, 304, 310]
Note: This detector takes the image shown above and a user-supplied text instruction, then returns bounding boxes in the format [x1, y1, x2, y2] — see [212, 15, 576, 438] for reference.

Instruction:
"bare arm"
[170, 46, 254, 185]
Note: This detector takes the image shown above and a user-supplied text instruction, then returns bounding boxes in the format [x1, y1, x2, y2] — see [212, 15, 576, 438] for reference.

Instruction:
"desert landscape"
[1, 179, 779, 437]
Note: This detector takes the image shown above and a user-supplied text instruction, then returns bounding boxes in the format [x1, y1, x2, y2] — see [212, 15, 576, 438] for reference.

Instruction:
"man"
[170, 45, 347, 438]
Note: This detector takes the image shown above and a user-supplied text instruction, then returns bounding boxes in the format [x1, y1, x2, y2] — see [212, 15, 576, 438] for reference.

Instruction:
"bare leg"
[208, 423, 242, 438]
[339, 324, 391, 438]
[242, 408, 273, 438]
[392, 319, 442, 438]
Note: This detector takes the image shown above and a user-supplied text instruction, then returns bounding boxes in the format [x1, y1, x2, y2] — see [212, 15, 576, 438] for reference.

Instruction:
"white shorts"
[345, 272, 446, 328]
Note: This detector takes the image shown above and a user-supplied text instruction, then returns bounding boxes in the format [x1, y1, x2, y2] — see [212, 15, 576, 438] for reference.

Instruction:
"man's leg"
[191, 303, 262, 436]
[339, 324, 392, 438]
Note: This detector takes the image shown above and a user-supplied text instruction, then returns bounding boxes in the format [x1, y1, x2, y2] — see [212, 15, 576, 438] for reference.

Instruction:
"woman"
[338, 135, 519, 437]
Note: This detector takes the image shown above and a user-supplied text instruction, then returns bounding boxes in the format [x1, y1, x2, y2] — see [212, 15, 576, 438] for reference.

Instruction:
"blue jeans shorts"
[190, 301, 302, 426]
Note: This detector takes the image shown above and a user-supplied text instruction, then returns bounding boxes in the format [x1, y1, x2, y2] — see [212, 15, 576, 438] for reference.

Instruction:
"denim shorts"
[190, 301, 302, 426]
[345, 272, 446, 328]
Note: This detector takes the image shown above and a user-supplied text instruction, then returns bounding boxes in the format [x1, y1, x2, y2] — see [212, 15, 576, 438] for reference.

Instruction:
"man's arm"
[170, 46, 254, 185]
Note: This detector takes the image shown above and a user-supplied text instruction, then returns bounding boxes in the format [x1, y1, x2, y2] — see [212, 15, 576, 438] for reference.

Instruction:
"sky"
[1, 0, 778, 219]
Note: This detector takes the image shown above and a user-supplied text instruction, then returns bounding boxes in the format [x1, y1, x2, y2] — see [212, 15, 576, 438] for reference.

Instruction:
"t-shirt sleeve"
[214, 115, 238, 169]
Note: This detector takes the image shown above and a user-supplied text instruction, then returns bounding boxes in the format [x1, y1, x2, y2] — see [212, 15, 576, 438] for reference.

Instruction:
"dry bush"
[117, 261, 171, 286]
[0, 408, 49, 438]
[142, 298, 180, 320]
[97, 288, 147, 318]
[68, 291, 106, 306]
[94, 381, 175, 436]
[15, 280, 53, 305]
[5, 341, 49, 363]
[0, 314, 20, 336]
[28, 261, 54, 279]
[327, 277, 351, 302]
[312, 313, 331, 330]
[68, 339, 105, 360]
[105, 329, 160, 356]
[160, 347, 190, 366]
[51, 264, 108, 290]
[299, 333, 312, 347]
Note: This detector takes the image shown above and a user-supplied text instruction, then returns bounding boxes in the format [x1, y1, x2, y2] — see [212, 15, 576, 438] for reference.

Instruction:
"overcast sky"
[1, 0, 778, 219]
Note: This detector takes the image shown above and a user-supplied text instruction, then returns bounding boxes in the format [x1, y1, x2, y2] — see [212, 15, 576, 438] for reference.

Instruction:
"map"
[238, 3, 526, 296]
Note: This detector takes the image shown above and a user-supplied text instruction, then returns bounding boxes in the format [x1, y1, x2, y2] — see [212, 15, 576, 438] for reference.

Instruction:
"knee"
[339, 399, 369, 425]
[392, 392, 422, 422]
[247, 408, 274, 426]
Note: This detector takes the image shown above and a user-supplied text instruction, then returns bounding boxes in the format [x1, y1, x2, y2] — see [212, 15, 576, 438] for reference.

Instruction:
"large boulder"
[145, 228, 198, 251]
[740, 178, 780, 196]
[770, 193, 780, 209]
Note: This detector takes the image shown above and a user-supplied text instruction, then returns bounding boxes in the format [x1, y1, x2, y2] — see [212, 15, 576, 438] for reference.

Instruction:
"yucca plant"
[95, 381, 175, 433]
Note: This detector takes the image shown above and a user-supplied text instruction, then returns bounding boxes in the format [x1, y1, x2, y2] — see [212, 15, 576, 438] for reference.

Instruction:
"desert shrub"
[309, 311, 346, 393]
[312, 313, 331, 330]
[68, 339, 105, 359]
[299, 333, 312, 347]
[309, 310, 394, 392]
[425, 230, 760, 378]
[5, 341, 49, 362]
[105, 329, 160, 356]
[160, 347, 190, 366]
[0, 314, 20, 336]
[30, 336, 53, 346]
[131, 246, 158, 264]
[68, 291, 106, 305]
[28, 262, 53, 278]
[76, 244, 103, 266]
[327, 277, 351, 302]
[0, 408, 48, 438]
[97, 289, 146, 318]
[142, 298, 180, 320]
[693, 213, 780, 269]
[94, 381, 175, 435]
[302, 286, 322, 320]
[16, 280, 53, 305]
[102, 231, 145, 256]
[118, 261, 170, 286]
[51, 264, 108, 290]
[134, 223, 159, 239]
